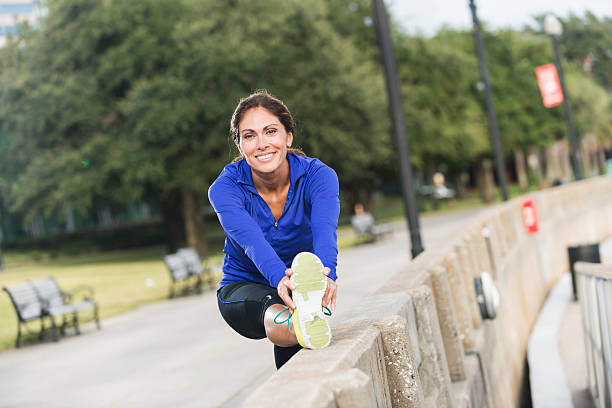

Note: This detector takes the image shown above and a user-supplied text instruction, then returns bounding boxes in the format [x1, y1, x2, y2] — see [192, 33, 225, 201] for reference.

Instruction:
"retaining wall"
[243, 177, 612, 408]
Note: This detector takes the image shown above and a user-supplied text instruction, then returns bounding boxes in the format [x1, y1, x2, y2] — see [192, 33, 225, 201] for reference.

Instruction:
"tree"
[0, 0, 392, 250]
[393, 30, 489, 188]
[560, 12, 612, 92]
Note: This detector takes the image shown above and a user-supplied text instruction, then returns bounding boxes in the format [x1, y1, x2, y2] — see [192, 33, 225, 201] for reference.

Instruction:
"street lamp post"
[371, 0, 424, 258]
[0, 215, 3, 272]
[544, 15, 582, 181]
[469, 0, 509, 202]
[0, 229, 3, 272]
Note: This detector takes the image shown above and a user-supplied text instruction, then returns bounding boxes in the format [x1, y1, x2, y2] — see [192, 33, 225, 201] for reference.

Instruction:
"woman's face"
[237, 107, 293, 175]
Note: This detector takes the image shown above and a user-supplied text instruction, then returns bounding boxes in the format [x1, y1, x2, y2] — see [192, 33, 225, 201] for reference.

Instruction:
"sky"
[388, 0, 612, 36]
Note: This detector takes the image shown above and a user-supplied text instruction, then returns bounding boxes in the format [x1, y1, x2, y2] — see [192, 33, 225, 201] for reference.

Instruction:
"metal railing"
[576, 261, 612, 408]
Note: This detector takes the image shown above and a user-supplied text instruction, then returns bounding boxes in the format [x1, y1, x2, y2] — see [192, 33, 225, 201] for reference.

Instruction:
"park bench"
[31, 277, 100, 336]
[3, 282, 45, 348]
[351, 212, 392, 243]
[164, 248, 212, 298]
[419, 184, 456, 210]
[3, 277, 100, 348]
[178, 247, 215, 288]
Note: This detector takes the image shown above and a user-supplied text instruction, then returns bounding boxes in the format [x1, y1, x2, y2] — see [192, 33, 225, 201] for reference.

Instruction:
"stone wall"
[243, 177, 612, 408]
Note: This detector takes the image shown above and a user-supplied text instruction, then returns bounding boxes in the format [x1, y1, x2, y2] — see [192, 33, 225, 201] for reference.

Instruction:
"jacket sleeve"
[208, 176, 287, 288]
[307, 164, 340, 281]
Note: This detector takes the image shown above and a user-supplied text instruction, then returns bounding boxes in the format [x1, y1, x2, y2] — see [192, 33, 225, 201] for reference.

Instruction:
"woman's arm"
[208, 176, 287, 288]
[307, 164, 340, 310]
[307, 164, 340, 280]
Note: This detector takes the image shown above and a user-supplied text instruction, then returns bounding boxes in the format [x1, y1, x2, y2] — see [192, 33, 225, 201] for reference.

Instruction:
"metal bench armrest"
[69, 285, 96, 302]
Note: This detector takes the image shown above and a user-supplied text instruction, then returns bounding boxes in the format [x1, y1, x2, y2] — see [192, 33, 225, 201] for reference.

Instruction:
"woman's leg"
[274, 344, 302, 369]
[217, 281, 299, 346]
[217, 281, 303, 368]
[263, 303, 298, 347]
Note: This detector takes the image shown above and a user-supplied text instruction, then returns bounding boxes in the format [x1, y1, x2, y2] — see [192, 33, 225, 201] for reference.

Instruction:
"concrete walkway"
[0, 209, 482, 408]
[530, 236, 612, 408]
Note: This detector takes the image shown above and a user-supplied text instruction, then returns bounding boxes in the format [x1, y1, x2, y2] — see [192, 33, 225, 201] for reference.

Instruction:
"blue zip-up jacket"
[208, 153, 340, 289]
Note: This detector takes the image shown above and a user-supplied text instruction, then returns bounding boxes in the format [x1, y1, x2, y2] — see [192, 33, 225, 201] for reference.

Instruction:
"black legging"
[217, 281, 302, 368]
[274, 344, 302, 369]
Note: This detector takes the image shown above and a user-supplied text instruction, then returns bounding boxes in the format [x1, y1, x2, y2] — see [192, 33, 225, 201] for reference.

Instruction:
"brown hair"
[229, 91, 305, 162]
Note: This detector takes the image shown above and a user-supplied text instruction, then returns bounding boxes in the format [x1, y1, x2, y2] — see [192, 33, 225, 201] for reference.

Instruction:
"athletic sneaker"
[290, 252, 332, 349]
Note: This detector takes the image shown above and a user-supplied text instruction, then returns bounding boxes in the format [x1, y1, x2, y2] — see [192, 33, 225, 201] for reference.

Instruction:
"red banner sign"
[522, 198, 539, 234]
[535, 64, 564, 108]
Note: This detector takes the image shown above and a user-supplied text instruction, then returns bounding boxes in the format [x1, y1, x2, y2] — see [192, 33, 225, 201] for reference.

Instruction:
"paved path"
[529, 237, 612, 408]
[0, 209, 481, 408]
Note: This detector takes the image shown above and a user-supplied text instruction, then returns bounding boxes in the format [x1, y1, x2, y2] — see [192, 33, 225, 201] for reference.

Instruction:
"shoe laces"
[274, 306, 333, 333]
[274, 307, 293, 333]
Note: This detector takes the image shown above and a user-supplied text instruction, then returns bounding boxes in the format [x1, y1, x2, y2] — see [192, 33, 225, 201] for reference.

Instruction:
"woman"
[208, 91, 340, 369]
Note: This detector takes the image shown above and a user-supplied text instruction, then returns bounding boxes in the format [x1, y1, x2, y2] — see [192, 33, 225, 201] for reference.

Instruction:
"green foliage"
[560, 12, 612, 91]
[484, 30, 566, 150]
[394, 23, 611, 171]
[566, 71, 612, 140]
[0, 1, 610, 231]
[395, 30, 489, 168]
[0, 0, 392, 225]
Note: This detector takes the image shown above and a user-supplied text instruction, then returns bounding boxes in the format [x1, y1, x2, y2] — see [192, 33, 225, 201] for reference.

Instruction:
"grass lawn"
[0, 246, 224, 351]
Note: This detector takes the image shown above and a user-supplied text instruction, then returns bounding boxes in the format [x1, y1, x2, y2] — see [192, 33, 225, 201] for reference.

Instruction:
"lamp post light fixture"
[544, 14, 583, 181]
[468, 0, 509, 202]
[371, 0, 424, 258]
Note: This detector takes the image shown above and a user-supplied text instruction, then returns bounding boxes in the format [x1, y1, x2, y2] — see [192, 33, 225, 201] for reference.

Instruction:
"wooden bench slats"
[47, 304, 76, 317]
[19, 302, 43, 322]
[4, 284, 43, 322]
[164, 248, 214, 298]
[73, 299, 97, 311]
[164, 254, 190, 281]
[178, 248, 205, 276]
[31, 279, 65, 309]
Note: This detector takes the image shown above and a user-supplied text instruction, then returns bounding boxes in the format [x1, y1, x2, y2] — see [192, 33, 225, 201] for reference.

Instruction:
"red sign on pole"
[522, 198, 539, 234]
[535, 64, 564, 108]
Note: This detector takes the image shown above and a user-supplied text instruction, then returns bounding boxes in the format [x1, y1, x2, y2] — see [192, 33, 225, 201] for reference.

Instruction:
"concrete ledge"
[451, 353, 486, 408]
[243, 324, 389, 407]
[409, 285, 453, 408]
[429, 265, 466, 382]
[245, 177, 612, 407]
[444, 253, 475, 350]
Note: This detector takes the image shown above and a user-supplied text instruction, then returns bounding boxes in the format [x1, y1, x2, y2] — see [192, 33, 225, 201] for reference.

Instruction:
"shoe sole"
[290, 252, 331, 349]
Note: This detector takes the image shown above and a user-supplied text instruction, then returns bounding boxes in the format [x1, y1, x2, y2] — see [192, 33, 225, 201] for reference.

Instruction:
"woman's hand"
[277, 269, 296, 311]
[322, 267, 337, 311]
[277, 267, 338, 312]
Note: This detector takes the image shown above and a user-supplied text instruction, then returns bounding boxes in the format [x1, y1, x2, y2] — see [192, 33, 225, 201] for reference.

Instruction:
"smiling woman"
[208, 91, 340, 368]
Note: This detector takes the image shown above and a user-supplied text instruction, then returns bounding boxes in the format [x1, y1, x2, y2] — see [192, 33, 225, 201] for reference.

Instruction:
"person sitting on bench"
[351, 203, 391, 239]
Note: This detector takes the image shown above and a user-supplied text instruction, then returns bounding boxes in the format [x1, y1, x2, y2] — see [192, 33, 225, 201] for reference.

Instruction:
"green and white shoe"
[290, 252, 332, 349]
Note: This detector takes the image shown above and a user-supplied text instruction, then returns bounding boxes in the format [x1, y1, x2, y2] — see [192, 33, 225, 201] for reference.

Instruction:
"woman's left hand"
[321, 267, 337, 311]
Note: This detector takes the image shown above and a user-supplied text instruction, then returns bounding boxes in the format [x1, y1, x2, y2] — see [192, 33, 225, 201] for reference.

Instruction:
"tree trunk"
[161, 188, 186, 253]
[181, 187, 208, 258]
[477, 158, 495, 203]
[544, 144, 556, 185]
[545, 140, 565, 184]
[561, 141, 572, 181]
[598, 145, 606, 175]
[453, 170, 469, 199]
[514, 148, 528, 192]
[527, 148, 544, 189]
[580, 144, 591, 178]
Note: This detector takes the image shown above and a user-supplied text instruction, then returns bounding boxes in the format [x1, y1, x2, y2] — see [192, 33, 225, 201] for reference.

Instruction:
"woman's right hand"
[277, 269, 296, 311]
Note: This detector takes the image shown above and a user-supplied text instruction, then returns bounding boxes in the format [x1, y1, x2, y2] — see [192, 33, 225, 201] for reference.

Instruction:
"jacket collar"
[236, 153, 306, 193]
